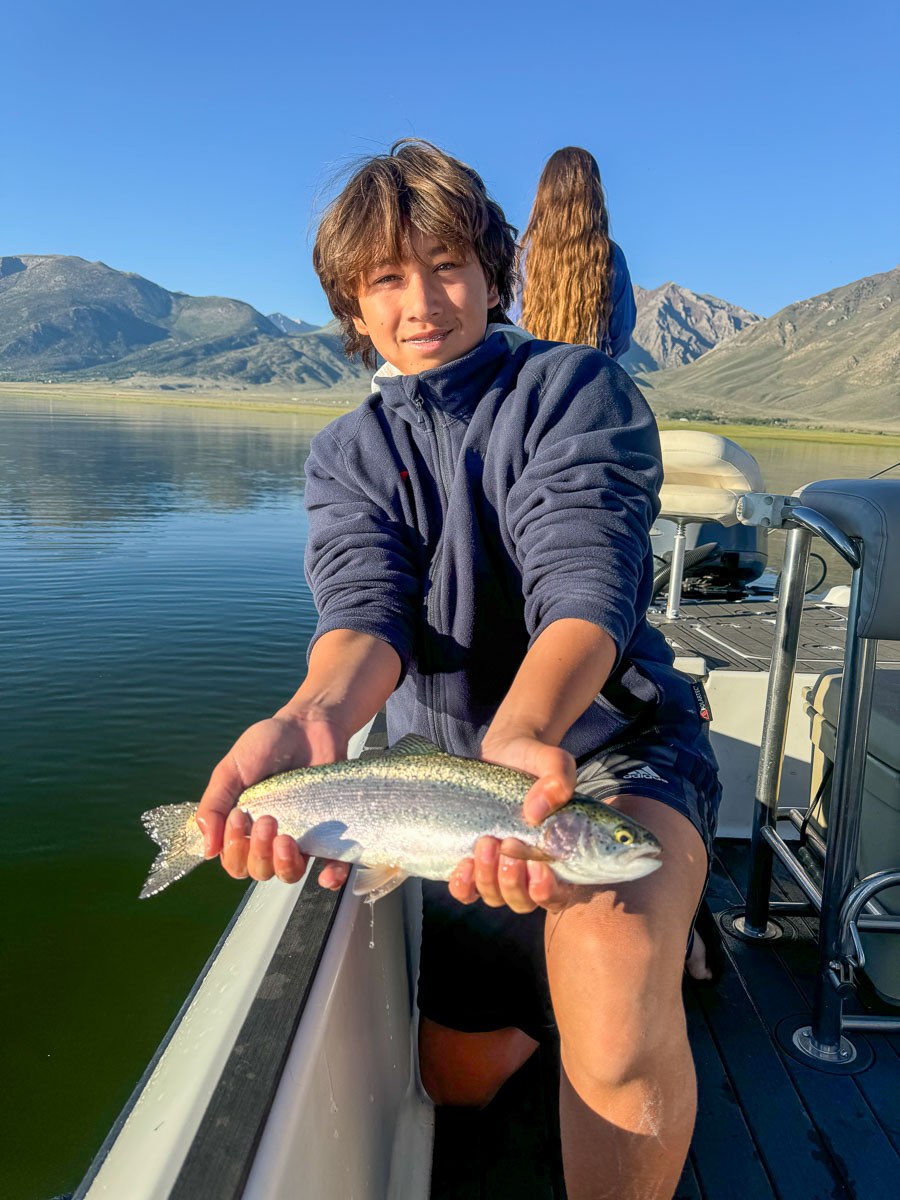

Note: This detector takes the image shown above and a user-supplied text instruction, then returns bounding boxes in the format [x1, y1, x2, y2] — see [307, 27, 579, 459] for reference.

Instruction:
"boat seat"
[794, 479, 900, 640]
[659, 430, 765, 525]
[657, 430, 764, 616]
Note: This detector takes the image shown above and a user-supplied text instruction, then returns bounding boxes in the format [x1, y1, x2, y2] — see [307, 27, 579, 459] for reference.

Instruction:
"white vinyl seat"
[658, 430, 764, 616]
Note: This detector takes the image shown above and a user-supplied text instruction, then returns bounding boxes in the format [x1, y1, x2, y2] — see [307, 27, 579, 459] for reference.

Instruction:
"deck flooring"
[647, 598, 900, 673]
[430, 841, 900, 1200]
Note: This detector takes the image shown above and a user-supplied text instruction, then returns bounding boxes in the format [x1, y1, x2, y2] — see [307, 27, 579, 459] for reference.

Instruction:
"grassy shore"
[3, 383, 899, 444]
[655, 421, 900, 447]
[0, 381, 361, 418]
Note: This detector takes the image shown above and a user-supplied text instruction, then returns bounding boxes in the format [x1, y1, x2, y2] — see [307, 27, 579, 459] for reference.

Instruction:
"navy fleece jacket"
[304, 327, 682, 760]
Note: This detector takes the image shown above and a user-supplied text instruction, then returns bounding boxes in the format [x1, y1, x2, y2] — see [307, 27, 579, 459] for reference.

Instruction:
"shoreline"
[3, 383, 900, 445]
[655, 421, 900, 447]
[0, 381, 362, 419]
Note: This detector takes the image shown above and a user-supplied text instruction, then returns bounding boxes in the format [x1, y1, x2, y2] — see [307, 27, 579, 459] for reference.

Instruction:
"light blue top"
[510, 239, 637, 361]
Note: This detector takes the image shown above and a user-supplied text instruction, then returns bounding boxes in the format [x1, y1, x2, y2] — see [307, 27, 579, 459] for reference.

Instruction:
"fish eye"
[614, 827, 634, 845]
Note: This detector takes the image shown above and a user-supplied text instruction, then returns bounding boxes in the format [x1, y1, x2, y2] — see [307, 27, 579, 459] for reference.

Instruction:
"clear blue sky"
[3, 0, 897, 324]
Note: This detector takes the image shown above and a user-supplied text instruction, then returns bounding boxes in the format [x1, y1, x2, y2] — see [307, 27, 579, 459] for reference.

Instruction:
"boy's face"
[352, 229, 499, 375]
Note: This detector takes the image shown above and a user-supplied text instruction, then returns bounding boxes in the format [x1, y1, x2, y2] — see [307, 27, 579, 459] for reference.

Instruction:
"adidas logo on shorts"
[623, 765, 666, 783]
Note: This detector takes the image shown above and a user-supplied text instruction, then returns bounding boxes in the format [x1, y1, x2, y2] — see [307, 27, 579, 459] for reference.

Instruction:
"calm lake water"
[2, 395, 898, 1200]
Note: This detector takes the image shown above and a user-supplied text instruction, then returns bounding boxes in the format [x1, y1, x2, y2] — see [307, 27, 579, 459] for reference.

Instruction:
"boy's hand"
[447, 735, 577, 914]
[196, 710, 351, 889]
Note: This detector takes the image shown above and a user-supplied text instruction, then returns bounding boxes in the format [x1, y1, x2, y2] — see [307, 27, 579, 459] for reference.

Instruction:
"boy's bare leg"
[419, 1018, 538, 1107]
[546, 796, 707, 1200]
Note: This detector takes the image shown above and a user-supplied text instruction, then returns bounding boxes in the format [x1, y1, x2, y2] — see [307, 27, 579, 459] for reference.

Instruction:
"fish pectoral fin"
[352, 864, 409, 902]
[386, 734, 445, 757]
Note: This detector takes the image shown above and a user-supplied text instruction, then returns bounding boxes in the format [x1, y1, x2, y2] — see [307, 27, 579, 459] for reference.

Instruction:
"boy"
[196, 140, 720, 1200]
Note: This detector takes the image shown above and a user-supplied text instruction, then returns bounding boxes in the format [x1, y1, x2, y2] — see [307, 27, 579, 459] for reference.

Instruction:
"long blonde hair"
[520, 147, 614, 345]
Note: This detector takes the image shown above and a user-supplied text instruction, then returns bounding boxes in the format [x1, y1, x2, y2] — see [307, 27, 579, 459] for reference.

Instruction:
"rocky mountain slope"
[267, 312, 319, 335]
[0, 256, 368, 392]
[2, 254, 896, 428]
[637, 266, 899, 429]
[621, 283, 760, 373]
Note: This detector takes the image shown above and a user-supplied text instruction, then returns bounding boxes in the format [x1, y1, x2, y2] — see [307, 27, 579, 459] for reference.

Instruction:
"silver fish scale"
[238, 756, 540, 879]
[139, 745, 662, 898]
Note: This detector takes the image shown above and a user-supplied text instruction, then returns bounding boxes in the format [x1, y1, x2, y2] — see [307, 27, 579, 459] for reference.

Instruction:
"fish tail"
[140, 802, 206, 898]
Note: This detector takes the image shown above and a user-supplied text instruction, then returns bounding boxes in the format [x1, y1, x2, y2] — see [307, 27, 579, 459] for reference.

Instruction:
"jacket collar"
[372, 324, 533, 423]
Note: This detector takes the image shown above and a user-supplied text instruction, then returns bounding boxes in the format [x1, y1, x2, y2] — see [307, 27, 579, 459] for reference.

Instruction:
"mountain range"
[0, 256, 369, 394]
[267, 312, 320, 335]
[1, 254, 896, 429]
[620, 282, 760, 373]
[637, 266, 899, 429]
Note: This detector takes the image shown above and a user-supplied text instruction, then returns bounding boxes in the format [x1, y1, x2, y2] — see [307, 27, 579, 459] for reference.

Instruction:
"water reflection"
[739, 436, 900, 587]
[0, 395, 322, 529]
[0, 395, 333, 1200]
[2, 396, 897, 1199]
[739, 436, 899, 495]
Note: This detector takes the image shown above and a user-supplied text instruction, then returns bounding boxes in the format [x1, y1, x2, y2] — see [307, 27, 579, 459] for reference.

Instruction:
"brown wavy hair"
[520, 147, 614, 345]
[313, 140, 518, 368]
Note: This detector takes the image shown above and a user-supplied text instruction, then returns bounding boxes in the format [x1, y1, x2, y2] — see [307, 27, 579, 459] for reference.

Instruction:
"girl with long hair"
[516, 146, 636, 360]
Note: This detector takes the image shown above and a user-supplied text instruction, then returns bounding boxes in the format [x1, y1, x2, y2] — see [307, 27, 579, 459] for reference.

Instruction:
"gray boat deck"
[431, 599, 900, 1198]
[648, 598, 900, 673]
[431, 842, 900, 1200]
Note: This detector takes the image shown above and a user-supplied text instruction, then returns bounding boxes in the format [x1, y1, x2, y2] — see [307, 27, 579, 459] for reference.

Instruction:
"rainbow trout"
[140, 734, 661, 900]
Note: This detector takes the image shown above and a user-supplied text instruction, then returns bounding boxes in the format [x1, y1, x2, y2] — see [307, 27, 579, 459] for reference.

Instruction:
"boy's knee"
[563, 1013, 684, 1098]
[550, 911, 687, 1092]
[552, 902, 673, 994]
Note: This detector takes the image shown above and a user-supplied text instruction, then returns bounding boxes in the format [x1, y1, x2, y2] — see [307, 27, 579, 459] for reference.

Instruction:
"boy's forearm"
[278, 629, 402, 739]
[485, 619, 617, 748]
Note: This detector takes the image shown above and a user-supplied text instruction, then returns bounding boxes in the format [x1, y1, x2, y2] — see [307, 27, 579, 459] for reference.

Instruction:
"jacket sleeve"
[606, 243, 637, 361]
[303, 424, 421, 676]
[506, 348, 661, 663]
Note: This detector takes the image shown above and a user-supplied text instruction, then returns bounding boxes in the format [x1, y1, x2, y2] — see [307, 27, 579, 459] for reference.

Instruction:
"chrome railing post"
[742, 524, 811, 937]
[806, 551, 877, 1060]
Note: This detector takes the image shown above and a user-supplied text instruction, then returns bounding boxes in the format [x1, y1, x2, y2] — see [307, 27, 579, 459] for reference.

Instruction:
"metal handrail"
[737, 493, 861, 570]
[784, 506, 861, 568]
[840, 869, 900, 968]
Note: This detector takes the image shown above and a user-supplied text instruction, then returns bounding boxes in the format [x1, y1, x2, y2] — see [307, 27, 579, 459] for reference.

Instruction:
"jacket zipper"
[415, 390, 455, 748]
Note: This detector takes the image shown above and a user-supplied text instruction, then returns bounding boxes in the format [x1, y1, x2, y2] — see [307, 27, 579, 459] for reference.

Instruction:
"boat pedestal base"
[775, 1014, 874, 1075]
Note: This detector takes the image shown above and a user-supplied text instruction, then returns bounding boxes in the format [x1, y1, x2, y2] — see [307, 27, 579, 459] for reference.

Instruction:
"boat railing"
[727, 480, 900, 1070]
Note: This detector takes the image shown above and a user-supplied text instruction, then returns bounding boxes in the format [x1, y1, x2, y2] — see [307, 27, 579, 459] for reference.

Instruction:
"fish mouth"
[593, 851, 662, 884]
[619, 851, 663, 881]
[603, 841, 662, 881]
[560, 842, 662, 885]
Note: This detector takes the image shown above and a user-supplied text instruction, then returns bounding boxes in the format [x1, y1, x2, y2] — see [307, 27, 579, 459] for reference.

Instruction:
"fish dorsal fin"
[352, 865, 409, 902]
[386, 734, 444, 757]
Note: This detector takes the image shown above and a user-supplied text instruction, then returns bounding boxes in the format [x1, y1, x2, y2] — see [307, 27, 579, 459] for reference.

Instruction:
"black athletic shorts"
[417, 683, 721, 1043]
